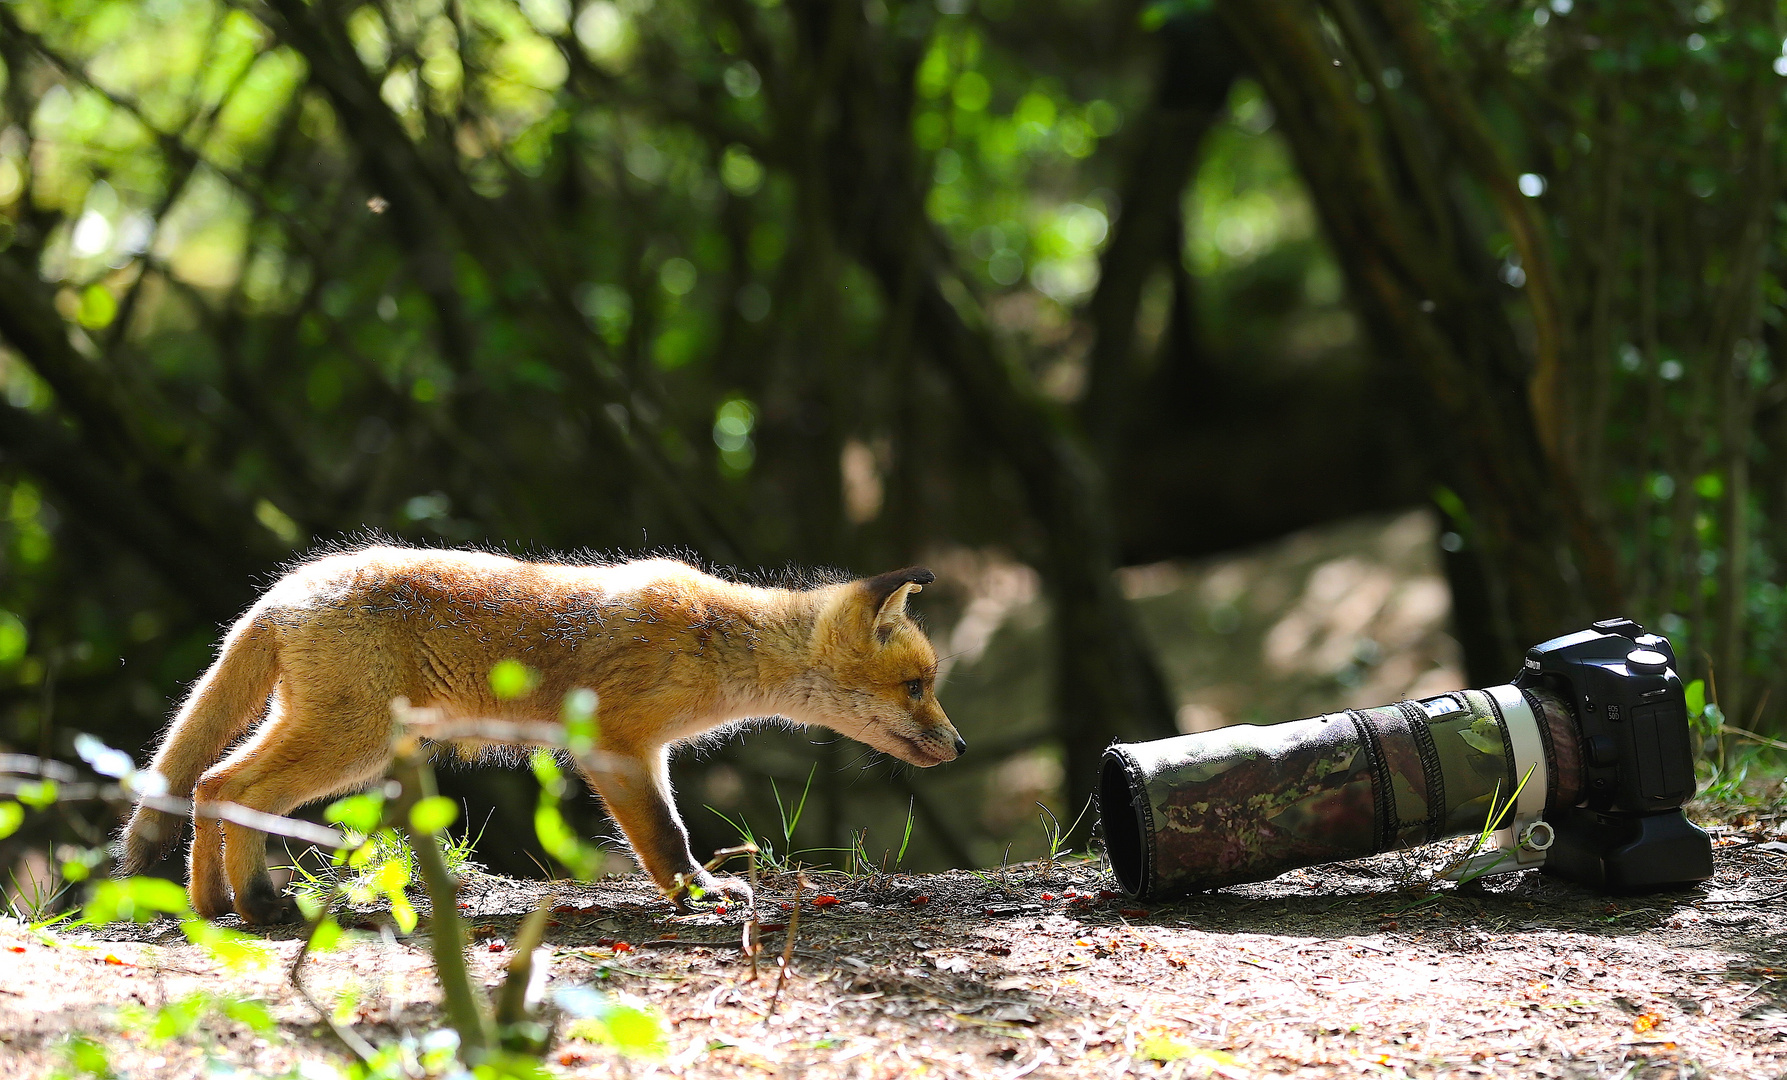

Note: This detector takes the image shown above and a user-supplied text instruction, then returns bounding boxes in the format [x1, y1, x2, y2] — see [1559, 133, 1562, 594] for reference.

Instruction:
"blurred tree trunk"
[1213, 0, 1625, 663]
[1081, 15, 1242, 462]
[784, 1, 1177, 834]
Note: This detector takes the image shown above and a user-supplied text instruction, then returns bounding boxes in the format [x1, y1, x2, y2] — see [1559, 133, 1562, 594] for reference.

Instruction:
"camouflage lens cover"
[1101, 688, 1571, 899]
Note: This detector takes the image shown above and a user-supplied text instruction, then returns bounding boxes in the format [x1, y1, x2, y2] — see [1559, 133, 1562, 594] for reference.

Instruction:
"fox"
[119, 546, 964, 924]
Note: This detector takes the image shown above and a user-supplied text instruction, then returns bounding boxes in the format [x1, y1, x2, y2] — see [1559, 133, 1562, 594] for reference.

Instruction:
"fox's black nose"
[953, 735, 967, 756]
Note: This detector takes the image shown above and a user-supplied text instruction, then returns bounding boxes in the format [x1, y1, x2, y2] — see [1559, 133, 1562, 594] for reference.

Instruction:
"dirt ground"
[4, 803, 1787, 1080]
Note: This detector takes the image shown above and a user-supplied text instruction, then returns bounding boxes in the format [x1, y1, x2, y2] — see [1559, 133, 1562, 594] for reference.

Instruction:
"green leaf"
[1685, 679, 1706, 718]
[409, 796, 459, 835]
[61, 1033, 112, 1077]
[372, 853, 412, 895]
[389, 891, 418, 934]
[0, 611, 26, 665]
[1703, 702, 1725, 729]
[489, 659, 540, 699]
[531, 748, 565, 794]
[151, 994, 206, 1040]
[324, 791, 385, 836]
[1139, 0, 1212, 31]
[1139, 1034, 1190, 1062]
[15, 779, 57, 809]
[562, 688, 600, 755]
[308, 916, 344, 954]
[126, 876, 193, 916]
[568, 1003, 668, 1059]
[83, 876, 192, 923]
[0, 801, 22, 839]
[180, 919, 272, 970]
[219, 998, 277, 1035]
[76, 285, 117, 330]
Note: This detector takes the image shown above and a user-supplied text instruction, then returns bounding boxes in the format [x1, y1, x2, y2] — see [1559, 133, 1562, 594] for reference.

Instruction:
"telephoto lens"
[1098, 620, 1712, 899]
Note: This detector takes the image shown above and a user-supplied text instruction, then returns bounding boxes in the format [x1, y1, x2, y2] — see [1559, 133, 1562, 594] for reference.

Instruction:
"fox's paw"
[236, 876, 301, 926]
[669, 870, 754, 913]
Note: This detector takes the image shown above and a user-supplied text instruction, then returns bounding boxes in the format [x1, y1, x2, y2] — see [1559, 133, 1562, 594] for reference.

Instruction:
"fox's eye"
[905, 679, 924, 699]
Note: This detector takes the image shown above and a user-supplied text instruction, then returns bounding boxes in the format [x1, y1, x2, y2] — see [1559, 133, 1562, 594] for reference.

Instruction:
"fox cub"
[120, 547, 964, 923]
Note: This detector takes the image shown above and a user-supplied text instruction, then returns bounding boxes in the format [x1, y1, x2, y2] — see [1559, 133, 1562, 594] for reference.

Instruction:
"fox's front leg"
[581, 747, 752, 910]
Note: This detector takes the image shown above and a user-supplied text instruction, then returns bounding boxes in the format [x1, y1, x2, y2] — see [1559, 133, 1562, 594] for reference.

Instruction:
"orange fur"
[120, 547, 962, 923]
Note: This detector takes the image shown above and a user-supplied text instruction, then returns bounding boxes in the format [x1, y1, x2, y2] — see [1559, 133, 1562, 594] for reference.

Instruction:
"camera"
[1098, 619, 1713, 899]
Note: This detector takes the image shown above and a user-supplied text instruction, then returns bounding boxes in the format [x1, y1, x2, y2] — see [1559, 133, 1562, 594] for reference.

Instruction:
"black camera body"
[1514, 618, 1712, 892]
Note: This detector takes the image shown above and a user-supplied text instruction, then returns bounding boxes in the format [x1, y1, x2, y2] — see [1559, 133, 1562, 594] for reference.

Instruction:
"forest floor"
[5, 805, 1787, 1080]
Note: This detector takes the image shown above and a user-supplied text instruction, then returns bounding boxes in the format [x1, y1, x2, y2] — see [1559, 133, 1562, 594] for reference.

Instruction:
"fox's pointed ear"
[864, 567, 935, 640]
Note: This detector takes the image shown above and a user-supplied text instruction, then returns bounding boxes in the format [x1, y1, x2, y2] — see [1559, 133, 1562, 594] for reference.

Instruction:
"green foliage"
[409, 795, 459, 835]
[289, 791, 481, 929]
[53, 1034, 112, 1080]
[118, 992, 278, 1043]
[324, 791, 386, 837]
[78, 873, 272, 969]
[562, 998, 668, 1060]
[489, 660, 541, 700]
[1035, 797, 1096, 868]
[897, 798, 916, 868]
[771, 765, 816, 852]
[560, 687, 600, 757]
[530, 750, 603, 880]
[81, 876, 191, 923]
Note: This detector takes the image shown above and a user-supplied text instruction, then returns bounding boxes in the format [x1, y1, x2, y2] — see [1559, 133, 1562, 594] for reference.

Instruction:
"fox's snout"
[893, 713, 965, 767]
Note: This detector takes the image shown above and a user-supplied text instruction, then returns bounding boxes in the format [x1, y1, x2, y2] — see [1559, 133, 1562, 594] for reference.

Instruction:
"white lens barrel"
[1487, 684, 1548, 817]
[1487, 683, 1549, 869]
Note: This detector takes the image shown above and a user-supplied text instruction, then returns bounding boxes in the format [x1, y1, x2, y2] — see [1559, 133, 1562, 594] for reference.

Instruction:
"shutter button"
[1626, 648, 1669, 674]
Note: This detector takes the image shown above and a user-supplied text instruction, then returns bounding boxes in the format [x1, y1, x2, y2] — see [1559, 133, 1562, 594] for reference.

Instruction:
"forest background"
[0, 0, 1782, 887]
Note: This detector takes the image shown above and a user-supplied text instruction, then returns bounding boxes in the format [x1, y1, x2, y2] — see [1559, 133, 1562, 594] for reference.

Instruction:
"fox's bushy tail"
[119, 613, 281, 874]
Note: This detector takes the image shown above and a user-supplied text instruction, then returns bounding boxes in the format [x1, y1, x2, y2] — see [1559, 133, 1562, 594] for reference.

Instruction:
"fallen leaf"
[813, 895, 840, 907]
[910, 895, 931, 906]
[1634, 1012, 1661, 1033]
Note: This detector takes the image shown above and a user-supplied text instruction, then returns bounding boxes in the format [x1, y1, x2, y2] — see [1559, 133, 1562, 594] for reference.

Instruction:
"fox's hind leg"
[193, 690, 393, 924]
[188, 796, 232, 918]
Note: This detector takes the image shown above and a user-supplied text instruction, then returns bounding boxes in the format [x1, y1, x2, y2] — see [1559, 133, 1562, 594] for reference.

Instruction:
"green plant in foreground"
[6, 712, 671, 1080]
[1036, 796, 1097, 870]
[283, 799, 484, 918]
[708, 765, 920, 879]
[1411, 767, 1534, 902]
[5, 864, 77, 925]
